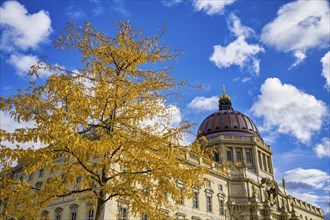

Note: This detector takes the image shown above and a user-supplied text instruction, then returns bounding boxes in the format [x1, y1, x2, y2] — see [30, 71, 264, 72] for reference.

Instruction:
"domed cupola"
[198, 86, 260, 138]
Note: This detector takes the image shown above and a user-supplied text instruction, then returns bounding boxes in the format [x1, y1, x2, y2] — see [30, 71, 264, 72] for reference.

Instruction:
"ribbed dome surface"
[198, 109, 260, 137]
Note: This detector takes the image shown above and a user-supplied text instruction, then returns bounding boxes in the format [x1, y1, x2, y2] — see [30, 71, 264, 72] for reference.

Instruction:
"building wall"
[7, 133, 324, 220]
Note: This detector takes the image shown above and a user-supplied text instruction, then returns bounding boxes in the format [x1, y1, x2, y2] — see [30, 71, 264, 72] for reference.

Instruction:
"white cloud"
[281, 167, 330, 215]
[65, 5, 86, 19]
[0, 111, 34, 133]
[251, 78, 327, 143]
[284, 168, 329, 189]
[187, 96, 218, 112]
[291, 50, 307, 68]
[261, 0, 329, 66]
[162, 0, 184, 7]
[233, 77, 252, 83]
[290, 192, 329, 211]
[0, 111, 42, 149]
[7, 54, 51, 79]
[193, 0, 235, 15]
[321, 51, 330, 89]
[210, 14, 264, 75]
[112, 0, 131, 17]
[228, 14, 254, 38]
[141, 101, 183, 135]
[0, 1, 52, 52]
[314, 138, 330, 158]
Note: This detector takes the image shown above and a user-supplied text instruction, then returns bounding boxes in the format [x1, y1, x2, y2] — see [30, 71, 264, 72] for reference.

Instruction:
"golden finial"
[220, 84, 231, 101]
[222, 84, 226, 94]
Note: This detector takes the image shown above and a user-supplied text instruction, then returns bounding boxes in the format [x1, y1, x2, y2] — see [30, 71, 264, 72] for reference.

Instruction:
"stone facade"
[7, 91, 324, 220]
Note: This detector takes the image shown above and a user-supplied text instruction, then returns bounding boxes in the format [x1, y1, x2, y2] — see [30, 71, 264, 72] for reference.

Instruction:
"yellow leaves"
[0, 20, 210, 220]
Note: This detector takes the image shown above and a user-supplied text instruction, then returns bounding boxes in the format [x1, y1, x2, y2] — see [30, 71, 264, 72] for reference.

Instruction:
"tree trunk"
[95, 194, 106, 220]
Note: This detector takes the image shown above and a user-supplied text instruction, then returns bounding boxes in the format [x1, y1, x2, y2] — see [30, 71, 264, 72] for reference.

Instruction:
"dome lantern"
[219, 85, 233, 110]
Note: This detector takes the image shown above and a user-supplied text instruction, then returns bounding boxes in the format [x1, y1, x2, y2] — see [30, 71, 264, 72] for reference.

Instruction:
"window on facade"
[214, 151, 219, 162]
[219, 200, 224, 214]
[206, 181, 211, 188]
[28, 173, 33, 181]
[218, 184, 223, 191]
[246, 151, 252, 162]
[206, 195, 212, 212]
[88, 209, 94, 220]
[76, 176, 82, 184]
[71, 211, 77, 220]
[39, 168, 44, 178]
[55, 207, 63, 220]
[258, 151, 262, 169]
[119, 206, 127, 220]
[56, 213, 61, 220]
[142, 214, 148, 220]
[236, 151, 242, 161]
[19, 176, 23, 183]
[41, 210, 49, 219]
[179, 188, 184, 205]
[263, 154, 267, 172]
[267, 156, 272, 174]
[226, 150, 232, 161]
[192, 192, 199, 208]
[70, 204, 78, 220]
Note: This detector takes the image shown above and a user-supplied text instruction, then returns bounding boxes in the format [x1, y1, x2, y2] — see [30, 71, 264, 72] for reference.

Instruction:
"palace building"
[7, 90, 324, 220]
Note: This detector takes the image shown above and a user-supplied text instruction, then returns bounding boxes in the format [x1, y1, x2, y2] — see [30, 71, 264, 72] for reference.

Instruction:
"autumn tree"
[0, 21, 210, 220]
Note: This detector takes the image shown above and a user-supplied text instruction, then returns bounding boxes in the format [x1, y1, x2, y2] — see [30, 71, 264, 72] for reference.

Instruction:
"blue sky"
[0, 0, 329, 215]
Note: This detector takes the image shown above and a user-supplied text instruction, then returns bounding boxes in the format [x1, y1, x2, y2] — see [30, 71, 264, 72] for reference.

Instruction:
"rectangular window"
[267, 156, 272, 174]
[226, 150, 232, 161]
[192, 192, 199, 208]
[263, 154, 267, 171]
[214, 151, 219, 162]
[236, 151, 242, 161]
[119, 207, 127, 220]
[56, 214, 61, 220]
[39, 168, 44, 178]
[71, 211, 77, 220]
[206, 196, 212, 212]
[246, 151, 252, 162]
[206, 180, 211, 188]
[258, 151, 262, 169]
[218, 184, 223, 191]
[179, 188, 184, 205]
[219, 200, 224, 214]
[88, 209, 94, 220]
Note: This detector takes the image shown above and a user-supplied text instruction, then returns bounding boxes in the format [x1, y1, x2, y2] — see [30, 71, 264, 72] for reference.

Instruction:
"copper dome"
[197, 87, 260, 138]
[198, 109, 260, 137]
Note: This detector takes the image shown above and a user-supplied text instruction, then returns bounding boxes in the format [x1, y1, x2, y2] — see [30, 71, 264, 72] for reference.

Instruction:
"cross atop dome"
[219, 84, 233, 110]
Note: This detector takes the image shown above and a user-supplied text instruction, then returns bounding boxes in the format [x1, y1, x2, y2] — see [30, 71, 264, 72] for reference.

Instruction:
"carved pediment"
[217, 192, 226, 198]
[204, 188, 214, 195]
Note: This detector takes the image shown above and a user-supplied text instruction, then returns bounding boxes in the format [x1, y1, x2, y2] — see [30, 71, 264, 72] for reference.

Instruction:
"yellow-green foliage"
[0, 21, 209, 220]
